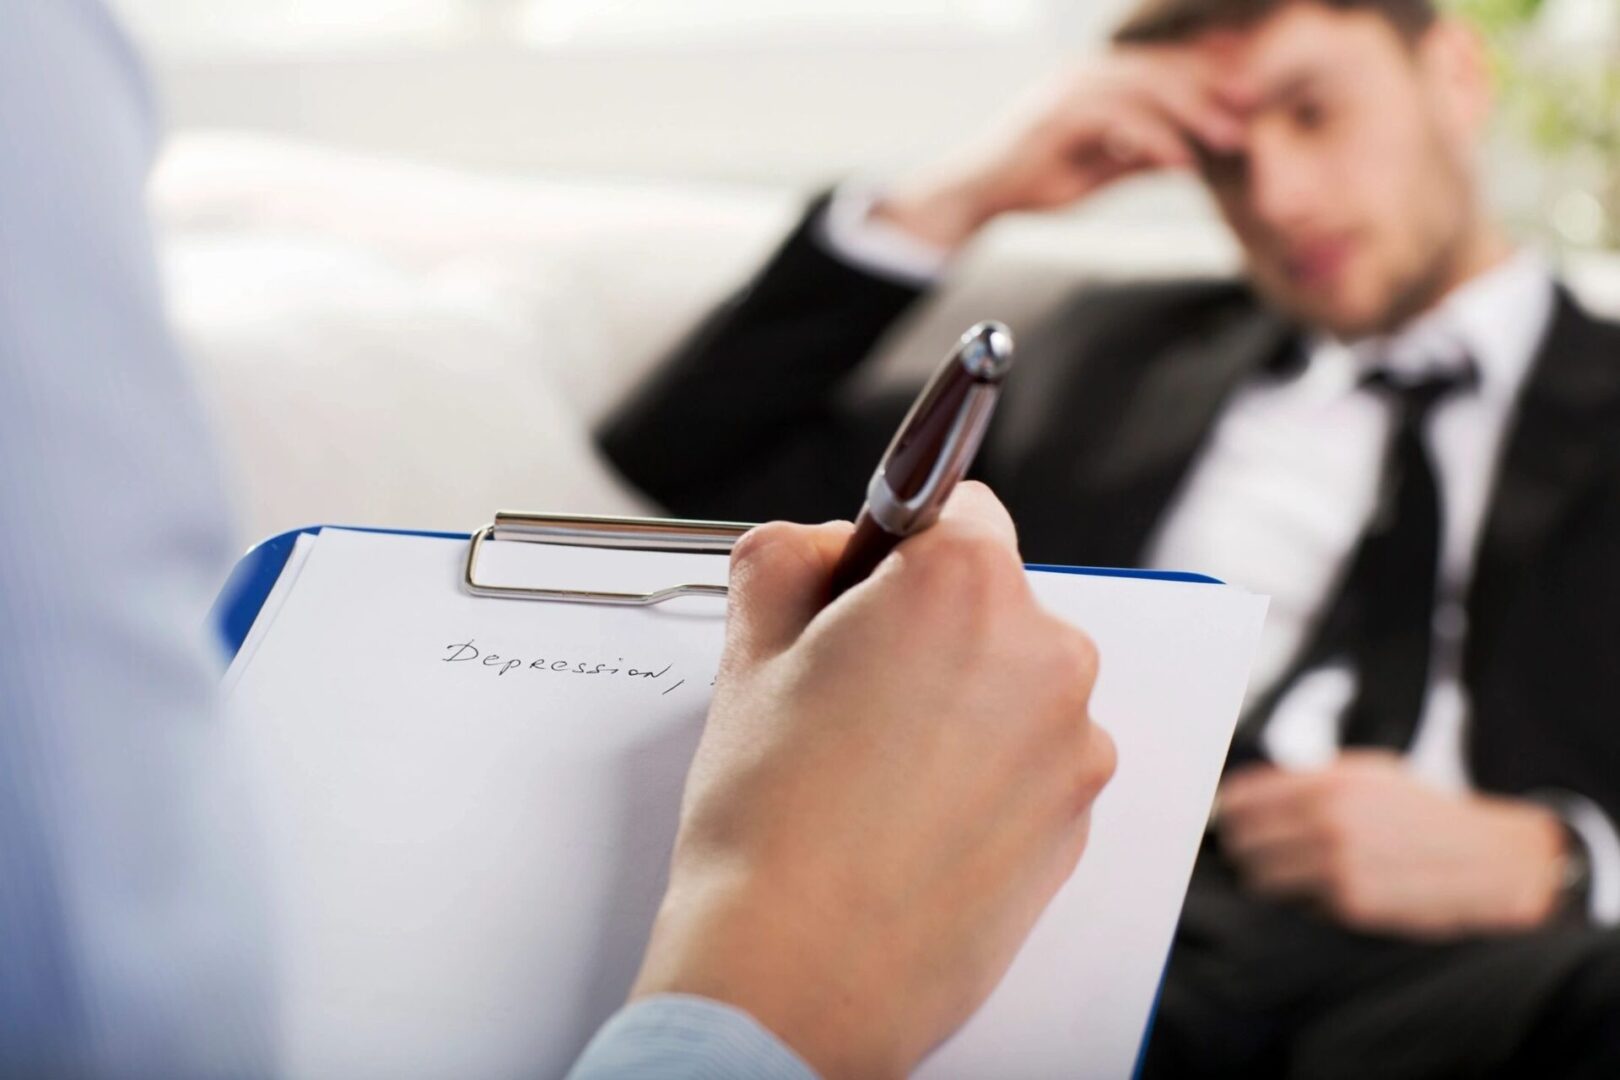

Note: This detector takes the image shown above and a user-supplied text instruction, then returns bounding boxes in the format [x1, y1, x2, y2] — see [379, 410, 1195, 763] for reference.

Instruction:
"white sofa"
[151, 133, 1620, 549]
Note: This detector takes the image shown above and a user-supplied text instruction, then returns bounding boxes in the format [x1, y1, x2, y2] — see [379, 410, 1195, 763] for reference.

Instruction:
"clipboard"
[211, 511, 1245, 1079]
[211, 511, 1222, 661]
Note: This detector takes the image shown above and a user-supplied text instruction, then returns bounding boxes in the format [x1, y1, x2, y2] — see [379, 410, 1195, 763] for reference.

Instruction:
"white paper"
[226, 528, 1267, 1079]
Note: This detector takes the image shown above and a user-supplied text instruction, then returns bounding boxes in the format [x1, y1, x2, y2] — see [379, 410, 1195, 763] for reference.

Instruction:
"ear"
[1417, 17, 1495, 143]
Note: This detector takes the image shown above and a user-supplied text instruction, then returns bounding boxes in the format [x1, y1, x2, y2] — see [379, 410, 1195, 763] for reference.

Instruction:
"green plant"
[1453, 0, 1620, 247]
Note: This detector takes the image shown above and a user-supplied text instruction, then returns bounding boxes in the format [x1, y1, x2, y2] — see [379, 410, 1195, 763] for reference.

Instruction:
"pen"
[827, 321, 1015, 599]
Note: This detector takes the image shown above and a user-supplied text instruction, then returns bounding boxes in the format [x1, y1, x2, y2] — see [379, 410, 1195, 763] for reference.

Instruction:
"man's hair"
[1112, 0, 1438, 46]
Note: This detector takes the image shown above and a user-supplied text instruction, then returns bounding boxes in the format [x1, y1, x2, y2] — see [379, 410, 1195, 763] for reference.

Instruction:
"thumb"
[724, 520, 855, 662]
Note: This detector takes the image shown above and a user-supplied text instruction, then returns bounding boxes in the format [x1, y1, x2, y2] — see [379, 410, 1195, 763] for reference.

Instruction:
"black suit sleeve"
[598, 194, 928, 523]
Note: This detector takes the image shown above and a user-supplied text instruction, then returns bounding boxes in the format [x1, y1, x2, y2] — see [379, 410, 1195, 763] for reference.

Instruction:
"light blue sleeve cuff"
[566, 994, 821, 1080]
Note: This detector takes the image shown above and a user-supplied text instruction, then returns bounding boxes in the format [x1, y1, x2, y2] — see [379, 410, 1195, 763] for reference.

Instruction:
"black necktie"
[1229, 361, 1479, 764]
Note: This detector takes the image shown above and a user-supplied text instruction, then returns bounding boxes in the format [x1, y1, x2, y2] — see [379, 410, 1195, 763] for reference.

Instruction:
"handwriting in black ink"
[442, 639, 685, 694]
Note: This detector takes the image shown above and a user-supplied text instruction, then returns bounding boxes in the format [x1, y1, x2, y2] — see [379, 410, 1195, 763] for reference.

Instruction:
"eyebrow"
[1257, 70, 1321, 110]
[1246, 70, 1327, 115]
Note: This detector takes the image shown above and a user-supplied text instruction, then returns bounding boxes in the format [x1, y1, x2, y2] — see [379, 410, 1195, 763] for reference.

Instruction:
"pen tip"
[960, 321, 1015, 382]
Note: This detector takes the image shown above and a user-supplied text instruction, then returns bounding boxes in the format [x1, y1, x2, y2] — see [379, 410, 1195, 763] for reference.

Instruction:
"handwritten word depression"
[442, 639, 689, 695]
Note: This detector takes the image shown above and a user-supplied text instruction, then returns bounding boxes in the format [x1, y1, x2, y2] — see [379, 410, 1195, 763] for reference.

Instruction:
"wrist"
[630, 868, 908, 1080]
[1476, 797, 1568, 929]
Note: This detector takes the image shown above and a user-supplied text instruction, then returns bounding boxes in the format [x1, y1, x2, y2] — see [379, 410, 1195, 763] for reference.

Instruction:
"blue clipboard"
[211, 514, 1211, 1074]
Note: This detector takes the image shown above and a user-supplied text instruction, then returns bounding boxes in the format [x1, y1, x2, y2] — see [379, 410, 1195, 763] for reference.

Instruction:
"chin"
[1265, 283, 1385, 341]
[1314, 306, 1388, 341]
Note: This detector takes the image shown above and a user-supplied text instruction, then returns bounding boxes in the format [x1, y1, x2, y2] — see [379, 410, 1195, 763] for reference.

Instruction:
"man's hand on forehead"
[1177, 30, 1267, 111]
[872, 40, 1254, 249]
[1094, 46, 1249, 159]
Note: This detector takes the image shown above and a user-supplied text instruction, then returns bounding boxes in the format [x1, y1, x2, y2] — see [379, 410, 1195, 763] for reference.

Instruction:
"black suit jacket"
[602, 198, 1620, 831]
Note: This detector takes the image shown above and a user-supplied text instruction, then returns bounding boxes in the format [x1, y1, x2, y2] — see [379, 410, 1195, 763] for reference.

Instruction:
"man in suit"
[602, 0, 1620, 1074]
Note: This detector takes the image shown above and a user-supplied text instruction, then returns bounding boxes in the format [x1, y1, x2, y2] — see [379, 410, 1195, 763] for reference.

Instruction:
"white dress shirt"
[820, 187, 1620, 924]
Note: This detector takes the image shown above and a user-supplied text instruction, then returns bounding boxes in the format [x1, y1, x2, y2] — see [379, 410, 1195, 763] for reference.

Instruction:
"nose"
[1244, 133, 1321, 232]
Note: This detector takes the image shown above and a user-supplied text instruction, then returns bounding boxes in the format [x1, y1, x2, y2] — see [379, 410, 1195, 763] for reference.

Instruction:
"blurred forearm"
[598, 192, 927, 523]
[0, 2, 268, 1075]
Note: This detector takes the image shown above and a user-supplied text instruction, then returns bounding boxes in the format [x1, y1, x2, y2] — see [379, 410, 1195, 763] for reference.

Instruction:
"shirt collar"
[1344, 249, 1557, 401]
[1302, 249, 1557, 403]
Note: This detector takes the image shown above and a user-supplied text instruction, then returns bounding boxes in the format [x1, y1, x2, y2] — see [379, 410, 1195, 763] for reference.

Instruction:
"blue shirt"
[569, 996, 818, 1080]
[0, 3, 813, 1076]
[0, 1, 267, 1075]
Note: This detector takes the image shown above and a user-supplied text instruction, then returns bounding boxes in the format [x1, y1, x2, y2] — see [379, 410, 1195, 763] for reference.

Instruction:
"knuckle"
[1056, 624, 1101, 687]
[729, 521, 801, 573]
[1072, 720, 1118, 803]
[1091, 722, 1119, 785]
[1031, 621, 1100, 710]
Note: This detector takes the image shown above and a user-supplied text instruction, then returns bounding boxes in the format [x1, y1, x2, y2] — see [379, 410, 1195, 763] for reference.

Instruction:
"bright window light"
[110, 0, 1053, 55]
[518, 0, 1047, 46]
[110, 0, 466, 53]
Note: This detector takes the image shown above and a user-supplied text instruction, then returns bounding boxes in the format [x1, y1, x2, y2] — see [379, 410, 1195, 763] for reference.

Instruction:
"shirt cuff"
[815, 182, 955, 287]
[566, 994, 820, 1080]
[1540, 790, 1620, 926]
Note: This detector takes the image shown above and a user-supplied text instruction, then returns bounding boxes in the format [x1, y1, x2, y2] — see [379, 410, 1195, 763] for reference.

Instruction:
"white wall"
[146, 42, 1066, 184]
[115, 0, 1142, 187]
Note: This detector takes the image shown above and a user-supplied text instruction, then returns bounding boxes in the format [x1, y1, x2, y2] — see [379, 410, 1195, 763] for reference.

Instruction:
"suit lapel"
[1468, 290, 1620, 670]
[1073, 303, 1299, 562]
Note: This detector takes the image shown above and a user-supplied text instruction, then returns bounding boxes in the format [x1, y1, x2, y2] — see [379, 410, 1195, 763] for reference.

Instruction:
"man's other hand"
[1217, 750, 1570, 939]
[873, 47, 1248, 251]
[630, 482, 1116, 1080]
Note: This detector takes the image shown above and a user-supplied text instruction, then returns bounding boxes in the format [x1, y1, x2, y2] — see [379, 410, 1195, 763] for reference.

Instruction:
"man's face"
[1190, 5, 1488, 339]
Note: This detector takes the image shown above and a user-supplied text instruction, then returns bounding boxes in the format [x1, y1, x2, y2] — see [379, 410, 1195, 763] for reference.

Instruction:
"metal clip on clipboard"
[463, 511, 756, 606]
